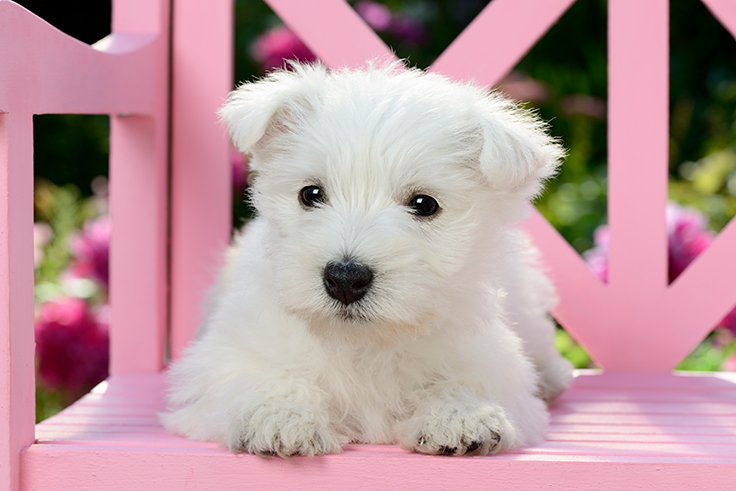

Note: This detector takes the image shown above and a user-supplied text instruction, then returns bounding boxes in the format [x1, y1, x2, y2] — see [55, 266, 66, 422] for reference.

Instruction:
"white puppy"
[162, 61, 572, 457]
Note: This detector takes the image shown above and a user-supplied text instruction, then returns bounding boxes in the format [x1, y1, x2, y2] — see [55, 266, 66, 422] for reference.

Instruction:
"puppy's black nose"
[323, 261, 373, 306]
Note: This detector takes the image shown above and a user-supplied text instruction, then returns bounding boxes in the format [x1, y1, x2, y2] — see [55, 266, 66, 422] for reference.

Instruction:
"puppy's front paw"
[400, 404, 517, 456]
[230, 405, 343, 458]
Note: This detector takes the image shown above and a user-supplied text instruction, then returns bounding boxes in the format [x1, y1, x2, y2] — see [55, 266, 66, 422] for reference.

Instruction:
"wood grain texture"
[431, 0, 576, 85]
[169, 0, 233, 361]
[0, 112, 36, 491]
[22, 371, 736, 490]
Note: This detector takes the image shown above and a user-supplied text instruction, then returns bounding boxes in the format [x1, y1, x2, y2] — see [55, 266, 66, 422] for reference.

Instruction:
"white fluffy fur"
[162, 62, 572, 458]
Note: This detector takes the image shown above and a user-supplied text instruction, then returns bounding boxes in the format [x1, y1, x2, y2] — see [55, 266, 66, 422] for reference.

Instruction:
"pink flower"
[583, 202, 736, 334]
[388, 16, 428, 46]
[497, 72, 550, 105]
[718, 307, 736, 336]
[35, 298, 109, 392]
[251, 24, 316, 72]
[355, 0, 392, 31]
[666, 204, 713, 281]
[582, 226, 610, 282]
[355, 1, 427, 46]
[584, 203, 714, 283]
[33, 221, 53, 268]
[232, 148, 249, 193]
[723, 352, 736, 371]
[68, 217, 111, 288]
[560, 94, 606, 119]
[583, 248, 609, 283]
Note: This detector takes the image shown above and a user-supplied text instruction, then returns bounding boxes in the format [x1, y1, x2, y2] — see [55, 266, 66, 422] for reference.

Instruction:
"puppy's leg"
[163, 346, 345, 457]
[504, 241, 573, 403]
[510, 309, 573, 403]
[530, 341, 574, 403]
[228, 376, 344, 457]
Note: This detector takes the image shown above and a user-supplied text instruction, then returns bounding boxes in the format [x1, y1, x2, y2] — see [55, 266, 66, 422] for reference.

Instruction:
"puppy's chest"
[316, 359, 414, 441]
[319, 351, 428, 415]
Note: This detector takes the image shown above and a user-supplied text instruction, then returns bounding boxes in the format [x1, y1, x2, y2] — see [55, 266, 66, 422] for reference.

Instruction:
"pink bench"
[2, 0, 736, 488]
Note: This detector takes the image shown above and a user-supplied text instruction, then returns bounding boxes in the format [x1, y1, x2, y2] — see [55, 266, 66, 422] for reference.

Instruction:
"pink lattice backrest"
[258, 0, 736, 373]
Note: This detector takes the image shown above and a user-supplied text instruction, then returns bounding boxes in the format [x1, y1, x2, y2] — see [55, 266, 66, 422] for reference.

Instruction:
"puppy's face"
[253, 117, 486, 335]
[221, 63, 563, 343]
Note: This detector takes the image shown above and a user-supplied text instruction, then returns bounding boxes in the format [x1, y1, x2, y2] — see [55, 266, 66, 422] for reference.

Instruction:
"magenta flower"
[583, 202, 736, 334]
[69, 216, 111, 288]
[723, 352, 736, 371]
[582, 226, 610, 282]
[251, 24, 316, 72]
[33, 221, 53, 268]
[583, 248, 609, 283]
[35, 298, 109, 392]
[719, 307, 736, 337]
[387, 16, 428, 46]
[232, 148, 249, 193]
[666, 204, 714, 280]
[560, 94, 607, 119]
[497, 72, 551, 105]
[355, 1, 427, 46]
[355, 0, 392, 31]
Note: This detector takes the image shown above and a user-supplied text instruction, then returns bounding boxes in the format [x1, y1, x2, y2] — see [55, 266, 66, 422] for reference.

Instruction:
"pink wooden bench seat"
[3, 0, 736, 489]
[25, 371, 736, 488]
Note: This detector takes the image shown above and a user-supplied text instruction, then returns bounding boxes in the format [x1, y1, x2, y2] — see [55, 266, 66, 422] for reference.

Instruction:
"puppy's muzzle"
[323, 261, 373, 306]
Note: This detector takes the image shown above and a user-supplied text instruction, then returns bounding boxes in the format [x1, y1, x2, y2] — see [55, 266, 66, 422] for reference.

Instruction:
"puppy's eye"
[300, 185, 325, 208]
[408, 195, 440, 217]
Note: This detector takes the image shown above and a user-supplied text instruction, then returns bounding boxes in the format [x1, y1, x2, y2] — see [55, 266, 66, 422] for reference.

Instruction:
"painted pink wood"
[111, 0, 162, 33]
[0, 113, 36, 491]
[0, 0, 171, 375]
[266, 0, 395, 69]
[107, 0, 171, 374]
[109, 115, 168, 374]
[596, 0, 670, 370]
[666, 218, 736, 357]
[545, 0, 736, 371]
[702, 0, 736, 38]
[0, 1, 161, 115]
[20, 450, 736, 489]
[169, 0, 234, 360]
[523, 211, 610, 361]
[431, 0, 576, 84]
[662, 1, 736, 366]
[21, 371, 736, 489]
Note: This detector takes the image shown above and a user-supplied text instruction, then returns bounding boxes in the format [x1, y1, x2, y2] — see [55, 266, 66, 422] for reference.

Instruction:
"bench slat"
[23, 371, 736, 490]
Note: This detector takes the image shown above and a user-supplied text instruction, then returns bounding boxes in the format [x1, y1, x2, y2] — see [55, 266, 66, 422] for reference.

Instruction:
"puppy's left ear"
[219, 63, 326, 157]
[477, 94, 565, 198]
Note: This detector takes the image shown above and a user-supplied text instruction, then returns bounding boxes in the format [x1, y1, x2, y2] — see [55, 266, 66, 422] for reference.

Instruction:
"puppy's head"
[221, 62, 564, 343]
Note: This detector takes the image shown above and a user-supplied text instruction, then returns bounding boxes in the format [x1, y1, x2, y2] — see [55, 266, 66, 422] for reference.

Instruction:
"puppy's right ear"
[476, 93, 565, 199]
[219, 63, 326, 155]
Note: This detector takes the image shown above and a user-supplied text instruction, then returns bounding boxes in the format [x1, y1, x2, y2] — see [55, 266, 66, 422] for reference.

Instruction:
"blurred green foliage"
[34, 180, 98, 285]
[556, 329, 593, 369]
[32, 115, 110, 198]
[677, 330, 736, 371]
[35, 382, 71, 423]
[33, 178, 108, 422]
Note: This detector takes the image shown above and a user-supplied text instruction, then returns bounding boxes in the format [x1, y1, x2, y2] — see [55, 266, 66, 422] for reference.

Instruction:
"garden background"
[14, 0, 736, 422]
